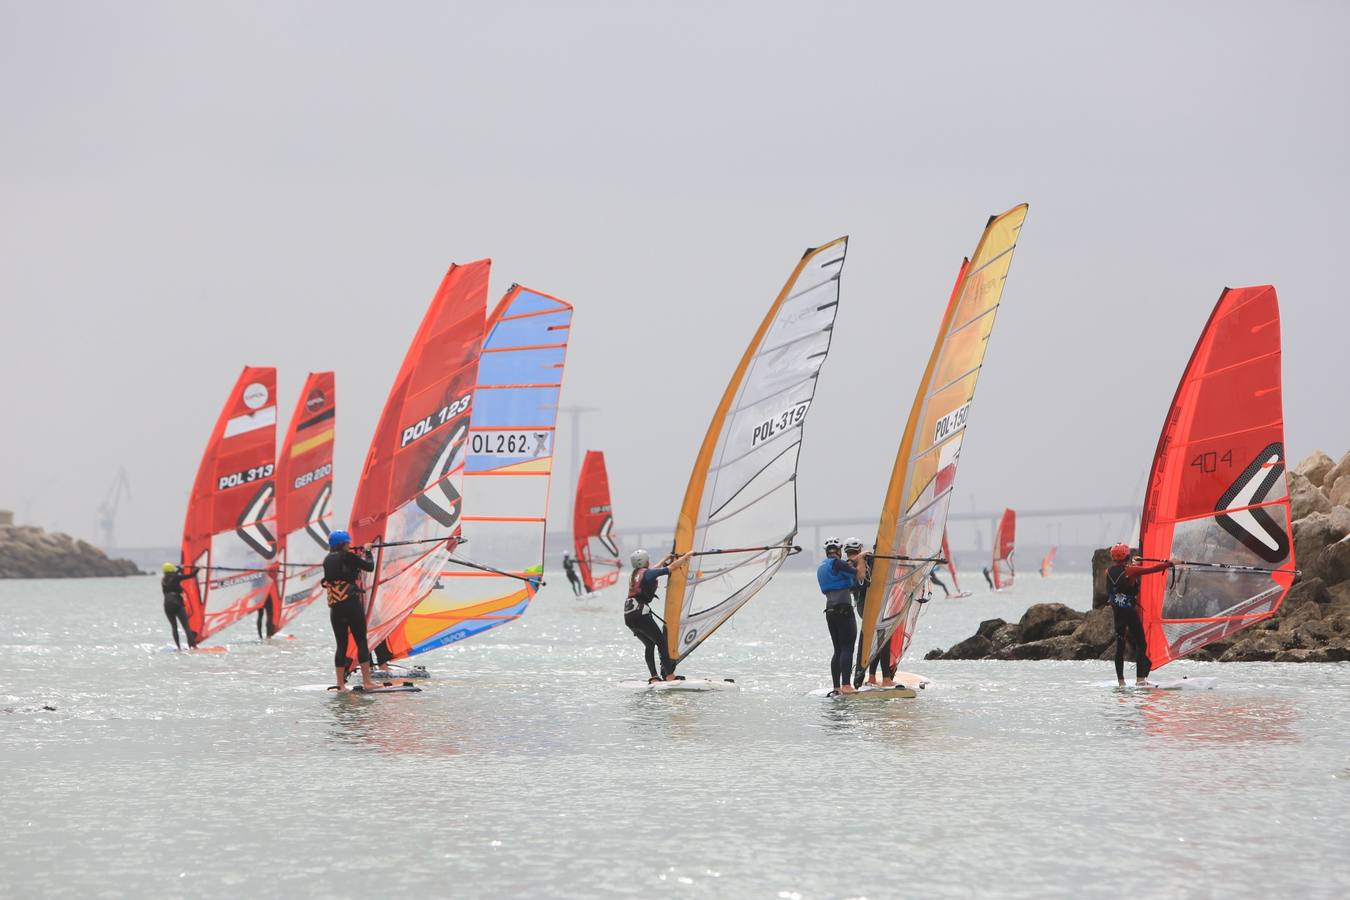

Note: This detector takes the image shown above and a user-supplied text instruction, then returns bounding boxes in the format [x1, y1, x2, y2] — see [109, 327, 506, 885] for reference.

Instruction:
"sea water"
[1, 573, 1346, 898]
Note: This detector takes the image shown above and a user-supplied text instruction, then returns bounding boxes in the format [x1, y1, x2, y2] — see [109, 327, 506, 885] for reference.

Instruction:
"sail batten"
[664, 238, 848, 662]
[858, 205, 1029, 668]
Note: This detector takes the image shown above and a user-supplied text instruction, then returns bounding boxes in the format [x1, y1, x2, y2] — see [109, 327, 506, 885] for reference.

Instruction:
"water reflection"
[324, 693, 462, 756]
[1105, 691, 1301, 745]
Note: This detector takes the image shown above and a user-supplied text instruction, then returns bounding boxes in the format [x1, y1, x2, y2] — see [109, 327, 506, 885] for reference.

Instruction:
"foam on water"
[1, 573, 1346, 897]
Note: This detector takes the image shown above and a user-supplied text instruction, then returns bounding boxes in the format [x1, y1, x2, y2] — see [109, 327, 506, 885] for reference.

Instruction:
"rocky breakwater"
[0, 525, 140, 578]
[924, 449, 1350, 664]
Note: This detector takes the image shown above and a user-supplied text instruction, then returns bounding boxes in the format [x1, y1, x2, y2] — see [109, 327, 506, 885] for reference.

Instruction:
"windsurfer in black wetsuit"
[982, 566, 994, 590]
[625, 548, 692, 682]
[322, 530, 379, 692]
[160, 562, 199, 650]
[1104, 542, 1174, 687]
[563, 552, 584, 597]
[929, 569, 951, 598]
[845, 539, 897, 688]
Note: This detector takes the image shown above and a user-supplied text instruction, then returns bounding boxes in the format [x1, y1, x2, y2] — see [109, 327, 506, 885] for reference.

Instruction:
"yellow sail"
[664, 238, 849, 662]
[858, 206, 1029, 668]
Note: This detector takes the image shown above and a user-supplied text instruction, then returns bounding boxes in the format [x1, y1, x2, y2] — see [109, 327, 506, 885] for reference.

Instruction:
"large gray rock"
[1320, 450, 1350, 495]
[1017, 603, 1086, 643]
[0, 526, 139, 579]
[1327, 475, 1350, 508]
[1289, 472, 1333, 521]
[943, 634, 993, 660]
[1071, 606, 1116, 652]
[1293, 450, 1336, 487]
[1314, 539, 1350, 586]
[1219, 630, 1295, 662]
[1291, 509, 1350, 574]
[998, 635, 1077, 660]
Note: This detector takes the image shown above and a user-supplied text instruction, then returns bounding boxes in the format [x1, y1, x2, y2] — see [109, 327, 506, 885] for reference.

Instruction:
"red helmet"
[1109, 543, 1131, 561]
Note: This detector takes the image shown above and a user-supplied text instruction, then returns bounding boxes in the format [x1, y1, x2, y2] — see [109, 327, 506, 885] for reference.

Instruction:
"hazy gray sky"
[3, 1, 1348, 549]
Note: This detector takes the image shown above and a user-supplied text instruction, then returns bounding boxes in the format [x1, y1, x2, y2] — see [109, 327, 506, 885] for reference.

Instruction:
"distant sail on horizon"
[574, 450, 621, 594]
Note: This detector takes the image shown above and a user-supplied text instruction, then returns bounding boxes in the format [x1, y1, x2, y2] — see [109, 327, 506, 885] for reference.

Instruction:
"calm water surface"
[2, 572, 1346, 898]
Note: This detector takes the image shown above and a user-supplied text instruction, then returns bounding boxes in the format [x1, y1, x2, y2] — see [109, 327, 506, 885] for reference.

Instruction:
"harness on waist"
[323, 580, 360, 608]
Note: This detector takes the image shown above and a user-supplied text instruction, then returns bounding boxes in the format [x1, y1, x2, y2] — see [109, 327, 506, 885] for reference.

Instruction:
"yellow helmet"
[162, 562, 178, 573]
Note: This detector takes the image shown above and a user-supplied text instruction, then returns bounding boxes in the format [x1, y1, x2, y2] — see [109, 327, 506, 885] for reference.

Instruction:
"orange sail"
[1040, 545, 1056, 578]
[992, 508, 1016, 589]
[267, 372, 336, 635]
[574, 450, 621, 593]
[180, 367, 279, 643]
[858, 205, 1029, 669]
[1138, 286, 1294, 667]
[349, 261, 489, 653]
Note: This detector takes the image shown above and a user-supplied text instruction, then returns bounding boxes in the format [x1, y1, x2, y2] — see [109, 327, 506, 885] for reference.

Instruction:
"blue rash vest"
[816, 557, 856, 593]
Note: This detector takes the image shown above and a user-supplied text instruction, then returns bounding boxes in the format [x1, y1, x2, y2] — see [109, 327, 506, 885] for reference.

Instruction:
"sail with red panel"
[265, 371, 336, 636]
[180, 366, 279, 644]
[992, 508, 1015, 590]
[574, 450, 621, 594]
[940, 528, 967, 596]
[1138, 286, 1294, 667]
[1040, 546, 1056, 577]
[348, 261, 489, 653]
[378, 284, 571, 660]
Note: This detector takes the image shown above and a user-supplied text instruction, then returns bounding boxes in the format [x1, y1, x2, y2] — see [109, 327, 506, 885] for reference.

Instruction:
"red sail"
[992, 508, 1015, 590]
[1040, 546, 1056, 577]
[267, 372, 336, 636]
[349, 261, 489, 653]
[180, 366, 279, 643]
[1139, 286, 1293, 667]
[940, 528, 962, 594]
[573, 450, 621, 593]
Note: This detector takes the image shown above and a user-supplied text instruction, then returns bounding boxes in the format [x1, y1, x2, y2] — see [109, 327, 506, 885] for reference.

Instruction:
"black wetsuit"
[930, 570, 951, 598]
[625, 566, 674, 679]
[323, 548, 375, 668]
[851, 574, 896, 686]
[982, 567, 994, 589]
[563, 556, 584, 596]
[161, 569, 197, 649]
[1105, 561, 1170, 681]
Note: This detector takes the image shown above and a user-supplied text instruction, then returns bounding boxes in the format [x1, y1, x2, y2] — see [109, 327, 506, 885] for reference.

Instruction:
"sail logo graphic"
[599, 515, 620, 558]
[236, 482, 277, 559]
[416, 422, 468, 528]
[242, 383, 269, 410]
[304, 483, 333, 549]
[1214, 442, 1289, 564]
[305, 388, 327, 413]
[932, 402, 971, 444]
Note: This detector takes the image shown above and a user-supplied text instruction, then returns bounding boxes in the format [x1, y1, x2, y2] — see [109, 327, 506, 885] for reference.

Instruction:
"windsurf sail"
[379, 284, 572, 659]
[1138, 285, 1293, 667]
[180, 366, 279, 643]
[348, 260, 490, 653]
[1040, 545, 1056, 578]
[664, 237, 848, 663]
[940, 528, 962, 594]
[574, 450, 621, 593]
[993, 508, 1016, 589]
[266, 371, 336, 636]
[858, 205, 1029, 669]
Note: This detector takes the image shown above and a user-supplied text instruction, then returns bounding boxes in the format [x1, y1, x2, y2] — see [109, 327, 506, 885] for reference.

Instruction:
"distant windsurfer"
[929, 569, 951, 598]
[625, 548, 691, 682]
[160, 562, 199, 650]
[563, 552, 584, 597]
[981, 566, 994, 589]
[819, 537, 861, 696]
[845, 539, 895, 688]
[1105, 543, 1173, 687]
[321, 530, 379, 692]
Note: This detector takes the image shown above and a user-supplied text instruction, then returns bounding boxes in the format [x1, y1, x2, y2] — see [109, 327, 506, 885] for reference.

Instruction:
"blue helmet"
[328, 530, 352, 550]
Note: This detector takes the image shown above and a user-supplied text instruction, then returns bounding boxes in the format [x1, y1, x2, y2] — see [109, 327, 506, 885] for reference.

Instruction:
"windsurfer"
[1105, 542, 1174, 687]
[563, 552, 584, 597]
[819, 537, 861, 696]
[625, 548, 691, 682]
[929, 569, 951, 598]
[846, 539, 895, 688]
[321, 530, 378, 692]
[160, 562, 198, 650]
[981, 566, 994, 589]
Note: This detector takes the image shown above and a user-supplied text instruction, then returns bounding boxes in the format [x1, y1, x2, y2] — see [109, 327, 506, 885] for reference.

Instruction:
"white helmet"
[631, 549, 651, 569]
[844, 537, 864, 553]
[823, 536, 843, 553]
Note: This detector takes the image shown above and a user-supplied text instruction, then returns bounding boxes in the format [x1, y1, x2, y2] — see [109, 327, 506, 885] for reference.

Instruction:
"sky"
[2, 1, 1348, 551]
